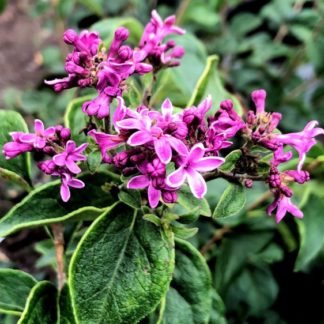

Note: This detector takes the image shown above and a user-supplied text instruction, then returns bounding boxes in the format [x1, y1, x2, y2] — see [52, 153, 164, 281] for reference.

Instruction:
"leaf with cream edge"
[69, 203, 175, 324]
[18, 281, 58, 324]
[0, 172, 118, 237]
[158, 238, 212, 324]
[188, 55, 243, 116]
[0, 110, 32, 191]
[0, 269, 37, 316]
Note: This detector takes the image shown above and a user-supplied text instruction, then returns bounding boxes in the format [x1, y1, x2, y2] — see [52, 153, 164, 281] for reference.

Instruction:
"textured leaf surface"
[213, 184, 246, 219]
[0, 110, 31, 189]
[59, 285, 76, 324]
[18, 281, 57, 324]
[69, 203, 175, 324]
[295, 195, 324, 271]
[161, 239, 212, 324]
[188, 55, 243, 115]
[0, 269, 37, 315]
[0, 172, 116, 237]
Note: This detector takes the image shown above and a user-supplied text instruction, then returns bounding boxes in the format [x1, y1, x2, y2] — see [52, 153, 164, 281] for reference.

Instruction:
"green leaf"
[86, 150, 102, 173]
[188, 55, 243, 115]
[69, 203, 175, 324]
[91, 17, 144, 46]
[171, 223, 198, 240]
[213, 184, 246, 219]
[0, 269, 37, 315]
[64, 96, 93, 146]
[76, 0, 103, 16]
[161, 239, 212, 323]
[18, 281, 58, 324]
[143, 213, 161, 227]
[295, 195, 324, 271]
[59, 285, 76, 324]
[0, 110, 32, 190]
[118, 189, 142, 209]
[177, 186, 211, 217]
[209, 290, 227, 324]
[0, 172, 117, 237]
[219, 150, 242, 172]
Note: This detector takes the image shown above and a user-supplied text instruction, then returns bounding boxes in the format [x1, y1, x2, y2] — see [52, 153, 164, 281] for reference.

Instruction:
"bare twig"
[176, 0, 191, 24]
[51, 223, 65, 290]
[200, 226, 231, 256]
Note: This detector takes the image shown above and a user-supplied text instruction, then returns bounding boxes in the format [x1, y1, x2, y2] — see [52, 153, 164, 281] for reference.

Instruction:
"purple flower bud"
[220, 99, 233, 111]
[115, 27, 130, 41]
[167, 122, 188, 139]
[183, 108, 196, 125]
[63, 29, 78, 44]
[38, 160, 57, 175]
[60, 128, 71, 141]
[118, 45, 133, 60]
[151, 176, 165, 188]
[130, 152, 146, 164]
[146, 159, 165, 177]
[113, 151, 129, 168]
[244, 179, 253, 188]
[251, 89, 266, 114]
[55, 125, 63, 133]
[162, 190, 177, 204]
[43, 146, 55, 155]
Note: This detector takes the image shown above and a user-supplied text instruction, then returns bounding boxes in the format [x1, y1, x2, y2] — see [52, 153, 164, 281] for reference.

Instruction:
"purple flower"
[117, 107, 187, 164]
[183, 96, 212, 127]
[275, 121, 324, 171]
[88, 130, 125, 163]
[210, 99, 245, 138]
[139, 10, 185, 67]
[2, 132, 33, 159]
[82, 92, 111, 119]
[166, 143, 224, 198]
[53, 140, 88, 174]
[251, 89, 267, 114]
[60, 173, 85, 202]
[267, 193, 303, 223]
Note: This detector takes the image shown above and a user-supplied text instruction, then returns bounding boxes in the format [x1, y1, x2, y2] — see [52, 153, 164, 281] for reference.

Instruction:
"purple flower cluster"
[3, 120, 87, 202]
[243, 90, 324, 222]
[45, 10, 185, 119]
[89, 96, 249, 207]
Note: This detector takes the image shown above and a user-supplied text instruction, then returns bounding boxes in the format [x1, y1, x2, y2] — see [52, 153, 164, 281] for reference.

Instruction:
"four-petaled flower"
[167, 143, 224, 198]
[60, 173, 85, 202]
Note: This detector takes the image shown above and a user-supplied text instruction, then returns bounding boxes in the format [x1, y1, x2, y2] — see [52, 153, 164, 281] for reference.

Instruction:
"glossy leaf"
[0, 110, 32, 190]
[18, 281, 58, 324]
[69, 203, 175, 324]
[0, 269, 37, 315]
[213, 184, 246, 219]
[59, 285, 76, 324]
[161, 239, 212, 324]
[0, 172, 117, 237]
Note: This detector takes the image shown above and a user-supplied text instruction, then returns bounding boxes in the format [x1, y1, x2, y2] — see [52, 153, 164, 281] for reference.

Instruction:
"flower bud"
[162, 190, 177, 204]
[115, 27, 129, 41]
[113, 151, 129, 168]
[38, 160, 56, 175]
[118, 45, 133, 60]
[244, 179, 253, 188]
[63, 29, 78, 45]
[251, 89, 266, 114]
[60, 128, 71, 141]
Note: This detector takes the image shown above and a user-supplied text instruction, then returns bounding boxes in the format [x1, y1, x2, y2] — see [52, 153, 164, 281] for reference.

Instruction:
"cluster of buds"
[45, 10, 185, 119]
[2, 120, 87, 202]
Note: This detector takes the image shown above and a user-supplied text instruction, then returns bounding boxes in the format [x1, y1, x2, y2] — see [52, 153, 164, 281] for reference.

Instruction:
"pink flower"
[117, 108, 187, 164]
[267, 193, 303, 223]
[2, 132, 33, 159]
[166, 143, 224, 198]
[251, 89, 267, 114]
[53, 140, 88, 174]
[60, 173, 85, 202]
[276, 121, 324, 171]
[88, 130, 125, 163]
[17, 119, 55, 149]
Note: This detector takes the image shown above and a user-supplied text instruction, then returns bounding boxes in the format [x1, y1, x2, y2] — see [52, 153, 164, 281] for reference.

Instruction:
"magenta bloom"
[82, 92, 111, 119]
[267, 193, 303, 223]
[166, 143, 224, 198]
[53, 140, 88, 174]
[2, 132, 33, 159]
[251, 89, 267, 114]
[60, 173, 85, 202]
[117, 107, 187, 164]
[276, 121, 324, 171]
[88, 130, 125, 163]
[139, 10, 186, 66]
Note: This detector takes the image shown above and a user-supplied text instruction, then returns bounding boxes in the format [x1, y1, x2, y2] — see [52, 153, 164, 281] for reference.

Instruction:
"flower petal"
[188, 143, 205, 163]
[161, 98, 173, 118]
[148, 185, 161, 208]
[68, 178, 85, 189]
[166, 167, 186, 188]
[187, 169, 207, 199]
[66, 158, 81, 174]
[117, 118, 143, 130]
[168, 136, 188, 157]
[192, 156, 224, 172]
[127, 175, 150, 189]
[53, 153, 66, 167]
[128, 131, 152, 146]
[60, 182, 70, 202]
[34, 119, 45, 134]
[154, 137, 172, 164]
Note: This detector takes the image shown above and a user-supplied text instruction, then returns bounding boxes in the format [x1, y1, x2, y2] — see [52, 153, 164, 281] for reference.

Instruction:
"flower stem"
[51, 223, 65, 290]
[200, 226, 231, 256]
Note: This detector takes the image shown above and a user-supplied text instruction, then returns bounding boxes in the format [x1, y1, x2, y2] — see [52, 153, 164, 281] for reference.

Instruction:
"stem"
[200, 226, 231, 256]
[176, 0, 191, 24]
[104, 114, 111, 133]
[203, 170, 268, 183]
[51, 223, 66, 290]
[142, 73, 157, 107]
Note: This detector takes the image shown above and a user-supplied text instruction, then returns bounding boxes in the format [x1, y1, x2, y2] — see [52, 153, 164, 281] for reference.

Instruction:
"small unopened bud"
[162, 191, 177, 204]
[115, 27, 129, 41]
[60, 128, 71, 141]
[244, 179, 253, 188]
[251, 89, 267, 114]
[118, 45, 132, 60]
[63, 29, 78, 44]
[38, 160, 56, 175]
[113, 151, 129, 168]
[43, 146, 55, 155]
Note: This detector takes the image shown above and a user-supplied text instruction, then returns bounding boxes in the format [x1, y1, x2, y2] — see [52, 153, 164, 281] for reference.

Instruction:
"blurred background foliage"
[0, 0, 324, 323]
